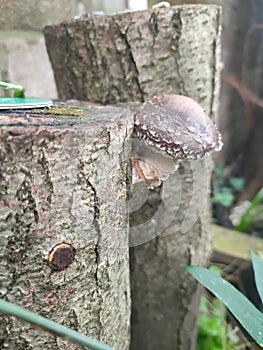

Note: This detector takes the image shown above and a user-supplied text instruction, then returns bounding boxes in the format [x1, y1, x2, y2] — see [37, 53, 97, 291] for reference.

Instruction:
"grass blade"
[0, 299, 114, 350]
[187, 266, 263, 347]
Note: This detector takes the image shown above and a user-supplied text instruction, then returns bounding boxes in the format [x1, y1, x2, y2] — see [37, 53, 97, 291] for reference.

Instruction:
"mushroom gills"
[132, 138, 178, 188]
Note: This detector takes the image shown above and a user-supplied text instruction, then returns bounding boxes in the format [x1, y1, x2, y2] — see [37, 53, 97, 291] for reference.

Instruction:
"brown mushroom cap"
[134, 94, 222, 159]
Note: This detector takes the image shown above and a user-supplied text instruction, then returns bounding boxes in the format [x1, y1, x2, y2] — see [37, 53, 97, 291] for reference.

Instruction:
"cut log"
[44, 5, 221, 113]
[44, 5, 222, 349]
[0, 103, 133, 350]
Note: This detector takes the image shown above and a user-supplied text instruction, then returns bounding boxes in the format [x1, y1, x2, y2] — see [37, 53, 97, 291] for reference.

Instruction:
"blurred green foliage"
[196, 266, 241, 350]
[188, 253, 263, 349]
[212, 164, 245, 208]
[235, 188, 263, 233]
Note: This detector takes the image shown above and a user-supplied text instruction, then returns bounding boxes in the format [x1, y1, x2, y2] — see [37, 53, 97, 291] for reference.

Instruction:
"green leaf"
[187, 266, 263, 347]
[228, 177, 245, 192]
[0, 299, 114, 350]
[209, 265, 222, 277]
[212, 192, 234, 208]
[251, 252, 263, 304]
[235, 188, 263, 232]
[251, 188, 263, 206]
[13, 89, 25, 98]
[199, 316, 224, 337]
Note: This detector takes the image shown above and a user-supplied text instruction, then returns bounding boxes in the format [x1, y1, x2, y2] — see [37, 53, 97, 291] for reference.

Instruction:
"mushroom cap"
[134, 94, 222, 159]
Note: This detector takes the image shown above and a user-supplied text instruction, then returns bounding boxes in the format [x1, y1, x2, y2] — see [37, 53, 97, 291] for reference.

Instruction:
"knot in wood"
[48, 242, 76, 271]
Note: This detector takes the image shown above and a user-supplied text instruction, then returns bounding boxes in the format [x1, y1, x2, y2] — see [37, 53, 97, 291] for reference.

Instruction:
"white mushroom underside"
[132, 138, 179, 188]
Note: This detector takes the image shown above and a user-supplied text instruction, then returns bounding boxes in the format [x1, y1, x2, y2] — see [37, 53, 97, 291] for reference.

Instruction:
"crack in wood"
[114, 19, 145, 103]
[170, 10, 187, 95]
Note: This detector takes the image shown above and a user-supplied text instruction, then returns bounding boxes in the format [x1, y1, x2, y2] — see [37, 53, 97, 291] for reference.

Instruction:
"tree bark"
[129, 159, 213, 350]
[44, 5, 221, 111]
[0, 103, 133, 349]
[44, 5, 222, 349]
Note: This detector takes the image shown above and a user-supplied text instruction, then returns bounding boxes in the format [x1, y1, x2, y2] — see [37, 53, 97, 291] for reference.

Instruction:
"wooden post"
[44, 5, 222, 349]
[0, 103, 133, 350]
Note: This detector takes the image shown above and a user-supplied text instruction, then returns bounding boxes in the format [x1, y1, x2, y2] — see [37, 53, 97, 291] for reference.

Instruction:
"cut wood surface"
[0, 102, 133, 350]
[44, 5, 222, 350]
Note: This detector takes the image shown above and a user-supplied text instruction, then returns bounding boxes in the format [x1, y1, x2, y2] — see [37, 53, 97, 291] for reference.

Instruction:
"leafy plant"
[0, 299, 114, 350]
[212, 164, 245, 208]
[197, 295, 240, 350]
[228, 177, 245, 193]
[196, 266, 243, 350]
[235, 187, 263, 233]
[187, 252, 263, 348]
[212, 190, 235, 208]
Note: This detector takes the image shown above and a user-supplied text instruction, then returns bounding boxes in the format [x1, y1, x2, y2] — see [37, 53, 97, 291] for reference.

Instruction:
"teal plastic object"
[0, 97, 53, 109]
[0, 81, 53, 109]
[0, 80, 24, 94]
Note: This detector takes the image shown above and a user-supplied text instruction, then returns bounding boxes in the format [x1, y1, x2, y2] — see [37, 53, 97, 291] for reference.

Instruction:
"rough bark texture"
[44, 5, 221, 111]
[0, 102, 133, 350]
[129, 158, 213, 350]
[44, 5, 222, 350]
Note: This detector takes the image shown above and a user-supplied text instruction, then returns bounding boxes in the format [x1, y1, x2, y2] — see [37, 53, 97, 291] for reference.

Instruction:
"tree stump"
[44, 5, 222, 350]
[44, 4, 221, 110]
[0, 103, 133, 350]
